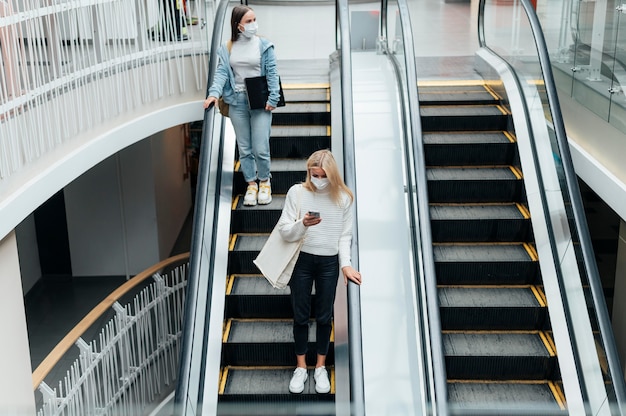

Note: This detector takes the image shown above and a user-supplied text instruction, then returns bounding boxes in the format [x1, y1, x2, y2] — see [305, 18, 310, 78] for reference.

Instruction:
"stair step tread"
[221, 367, 334, 396]
[227, 319, 315, 343]
[430, 204, 525, 220]
[447, 381, 561, 407]
[234, 195, 286, 210]
[270, 126, 329, 136]
[273, 103, 328, 113]
[254, 158, 307, 172]
[434, 244, 533, 262]
[438, 287, 541, 307]
[424, 132, 512, 144]
[229, 275, 290, 295]
[427, 167, 519, 180]
[418, 91, 497, 104]
[421, 105, 505, 117]
[443, 332, 550, 356]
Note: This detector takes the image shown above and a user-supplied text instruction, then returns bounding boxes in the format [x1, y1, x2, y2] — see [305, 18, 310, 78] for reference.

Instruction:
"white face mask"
[311, 176, 330, 190]
[240, 21, 258, 38]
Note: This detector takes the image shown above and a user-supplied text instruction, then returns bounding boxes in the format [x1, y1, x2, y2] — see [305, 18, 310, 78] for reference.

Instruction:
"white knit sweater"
[277, 184, 354, 269]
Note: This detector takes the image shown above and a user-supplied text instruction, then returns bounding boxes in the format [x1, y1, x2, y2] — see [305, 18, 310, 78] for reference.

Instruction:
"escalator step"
[225, 275, 295, 319]
[439, 286, 547, 330]
[424, 131, 517, 166]
[231, 196, 284, 234]
[283, 88, 329, 103]
[222, 319, 333, 366]
[444, 332, 556, 380]
[271, 135, 331, 159]
[270, 125, 329, 137]
[229, 234, 266, 274]
[418, 88, 498, 106]
[219, 367, 334, 402]
[421, 105, 509, 131]
[427, 166, 523, 203]
[434, 243, 538, 284]
[234, 158, 307, 195]
[447, 381, 565, 412]
[430, 203, 531, 242]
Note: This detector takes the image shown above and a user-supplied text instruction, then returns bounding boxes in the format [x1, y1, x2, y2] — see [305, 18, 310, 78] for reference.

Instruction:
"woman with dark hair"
[203, 5, 280, 206]
[276, 149, 362, 394]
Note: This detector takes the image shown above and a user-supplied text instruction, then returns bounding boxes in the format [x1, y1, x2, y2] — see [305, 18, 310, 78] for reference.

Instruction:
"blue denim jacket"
[208, 37, 280, 107]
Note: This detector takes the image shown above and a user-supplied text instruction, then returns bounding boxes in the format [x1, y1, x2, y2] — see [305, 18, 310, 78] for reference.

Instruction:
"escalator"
[419, 82, 566, 411]
[219, 82, 336, 413]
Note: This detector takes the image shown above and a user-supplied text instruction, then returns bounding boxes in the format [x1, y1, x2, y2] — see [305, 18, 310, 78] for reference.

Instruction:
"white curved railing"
[35, 261, 188, 416]
[0, 0, 210, 182]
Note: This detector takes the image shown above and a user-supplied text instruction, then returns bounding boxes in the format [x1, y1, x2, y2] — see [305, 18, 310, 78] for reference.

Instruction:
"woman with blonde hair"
[275, 149, 362, 394]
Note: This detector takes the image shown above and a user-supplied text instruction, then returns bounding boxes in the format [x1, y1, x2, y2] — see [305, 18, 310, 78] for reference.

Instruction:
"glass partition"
[538, 0, 626, 134]
[479, 0, 626, 414]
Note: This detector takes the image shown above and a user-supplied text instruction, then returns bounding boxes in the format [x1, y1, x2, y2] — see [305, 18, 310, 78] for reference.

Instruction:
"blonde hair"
[303, 149, 354, 205]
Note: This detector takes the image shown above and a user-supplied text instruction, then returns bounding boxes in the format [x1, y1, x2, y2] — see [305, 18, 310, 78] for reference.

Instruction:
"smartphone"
[308, 211, 320, 218]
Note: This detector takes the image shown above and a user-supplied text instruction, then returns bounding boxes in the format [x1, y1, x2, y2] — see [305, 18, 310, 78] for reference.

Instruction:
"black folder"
[244, 76, 286, 109]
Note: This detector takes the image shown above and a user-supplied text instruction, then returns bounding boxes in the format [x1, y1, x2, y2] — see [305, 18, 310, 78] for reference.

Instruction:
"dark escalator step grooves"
[233, 158, 307, 195]
[434, 243, 539, 285]
[420, 105, 509, 132]
[222, 319, 333, 366]
[219, 368, 334, 403]
[424, 131, 518, 166]
[443, 332, 557, 380]
[272, 112, 331, 126]
[230, 196, 283, 234]
[270, 135, 331, 159]
[427, 166, 523, 203]
[447, 381, 565, 411]
[417, 87, 499, 106]
[228, 234, 266, 275]
[439, 286, 547, 330]
[430, 203, 532, 242]
[225, 275, 317, 319]
[270, 125, 329, 137]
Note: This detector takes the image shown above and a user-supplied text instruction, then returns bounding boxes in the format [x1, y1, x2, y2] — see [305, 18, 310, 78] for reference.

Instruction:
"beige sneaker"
[257, 180, 272, 205]
[243, 183, 258, 206]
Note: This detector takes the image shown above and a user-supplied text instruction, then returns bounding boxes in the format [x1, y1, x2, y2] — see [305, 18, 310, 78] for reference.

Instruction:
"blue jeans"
[228, 90, 272, 183]
[289, 252, 339, 356]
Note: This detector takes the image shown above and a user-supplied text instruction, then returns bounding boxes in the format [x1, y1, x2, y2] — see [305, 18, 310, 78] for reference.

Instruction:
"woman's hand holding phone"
[304, 211, 321, 227]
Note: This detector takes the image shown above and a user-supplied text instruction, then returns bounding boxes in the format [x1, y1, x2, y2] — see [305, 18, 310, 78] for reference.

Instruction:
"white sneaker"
[289, 367, 308, 394]
[314, 366, 330, 394]
[257, 180, 272, 205]
[243, 183, 258, 206]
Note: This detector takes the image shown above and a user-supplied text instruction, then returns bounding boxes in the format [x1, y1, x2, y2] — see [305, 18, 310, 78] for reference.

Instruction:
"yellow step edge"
[219, 367, 228, 394]
[496, 104, 511, 115]
[228, 235, 237, 251]
[231, 196, 239, 210]
[223, 319, 233, 343]
[509, 165, 524, 179]
[548, 380, 567, 410]
[282, 82, 330, 90]
[523, 242, 539, 261]
[530, 285, 547, 307]
[503, 130, 517, 143]
[539, 331, 557, 357]
[433, 241, 532, 247]
[417, 79, 502, 87]
[516, 202, 531, 219]
[483, 84, 503, 101]
[226, 274, 236, 295]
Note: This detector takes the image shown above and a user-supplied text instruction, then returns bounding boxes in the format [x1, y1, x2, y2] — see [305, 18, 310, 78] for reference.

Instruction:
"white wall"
[0, 232, 36, 415]
[64, 128, 191, 278]
[151, 126, 193, 258]
[15, 214, 41, 294]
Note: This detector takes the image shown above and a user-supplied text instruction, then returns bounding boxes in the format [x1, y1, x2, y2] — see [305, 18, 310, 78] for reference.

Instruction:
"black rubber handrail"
[378, 0, 448, 415]
[478, 0, 626, 413]
[335, 0, 366, 413]
[173, 0, 229, 412]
